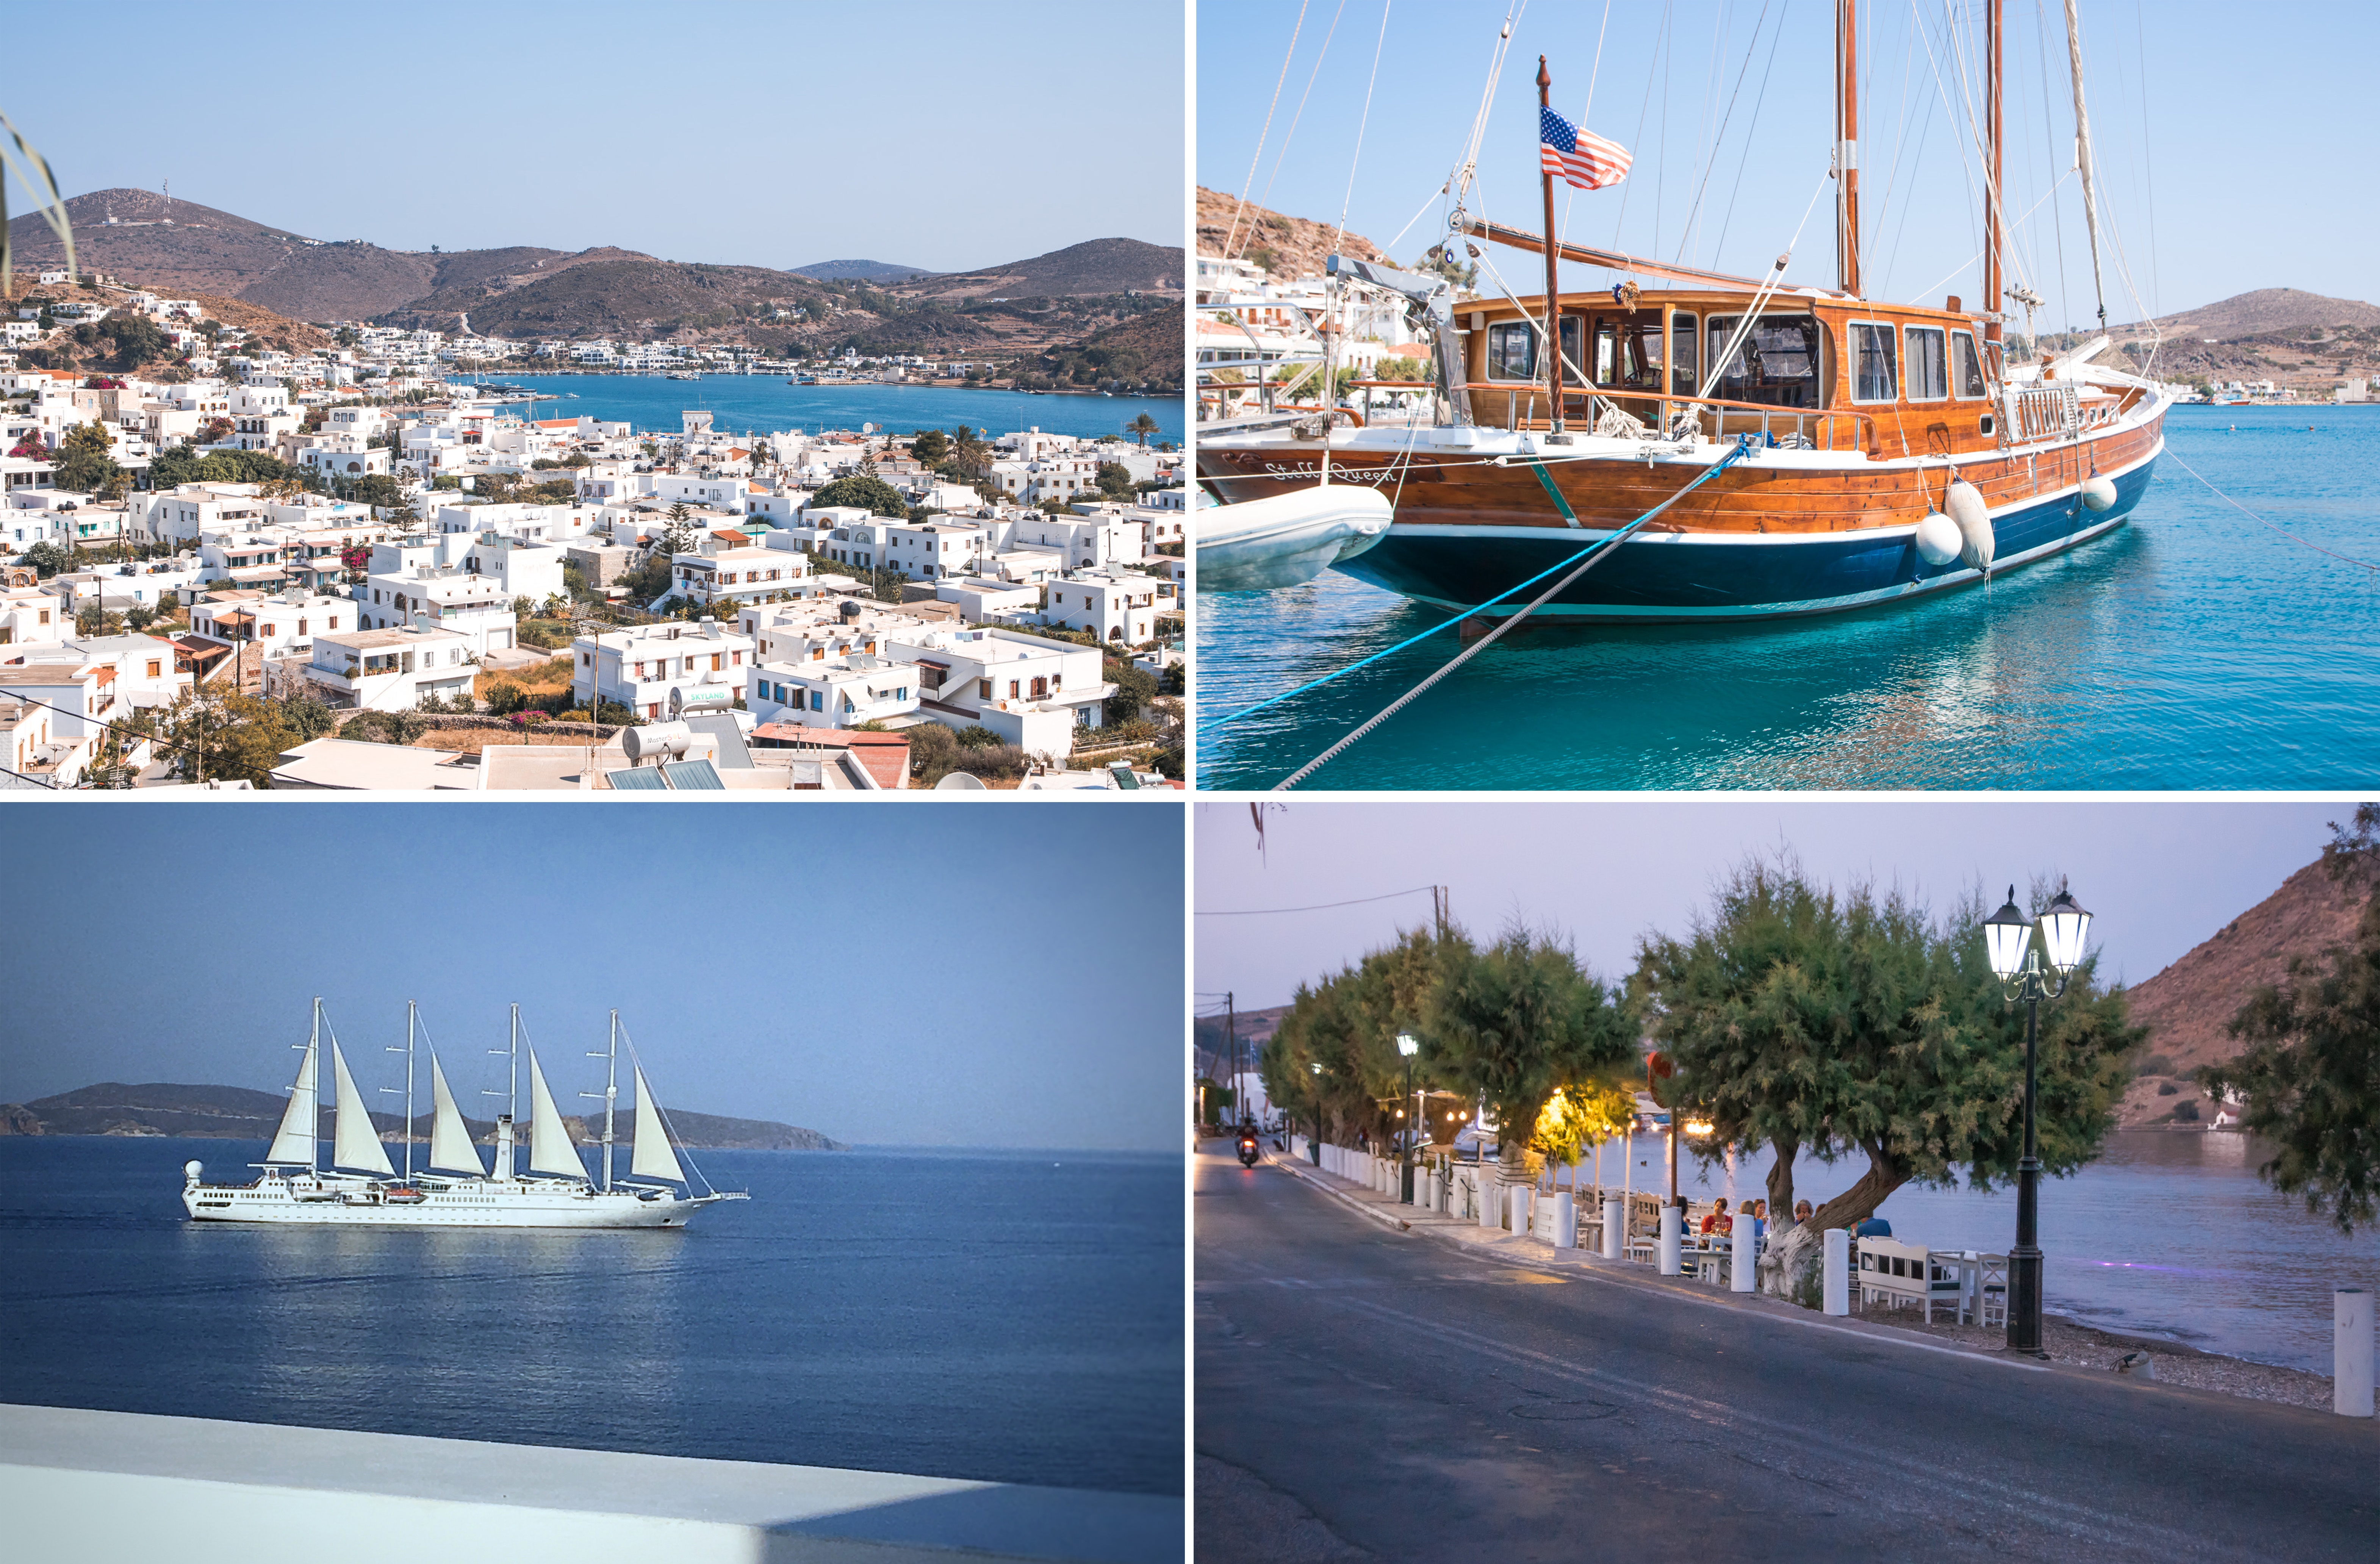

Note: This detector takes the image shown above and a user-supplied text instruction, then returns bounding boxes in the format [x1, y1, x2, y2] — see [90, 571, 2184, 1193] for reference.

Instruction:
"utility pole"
[1225, 990, 1237, 1132]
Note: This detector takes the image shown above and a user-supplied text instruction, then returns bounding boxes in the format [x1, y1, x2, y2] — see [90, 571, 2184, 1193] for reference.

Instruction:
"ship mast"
[1835, 0, 1862, 297]
[1985, 0, 2005, 369]
[383, 1001, 417, 1181]
[309, 998, 322, 1174]
[1537, 56, 1566, 434]
[584, 1010, 618, 1192]
[486, 1003, 520, 1180]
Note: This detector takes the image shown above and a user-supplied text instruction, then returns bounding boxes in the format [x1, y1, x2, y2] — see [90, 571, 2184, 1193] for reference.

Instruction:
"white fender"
[1914, 511, 1962, 567]
[2080, 474, 2117, 512]
[1946, 480, 1994, 571]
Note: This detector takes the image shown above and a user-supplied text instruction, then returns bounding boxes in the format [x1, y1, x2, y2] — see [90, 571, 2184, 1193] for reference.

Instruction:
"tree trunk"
[1755, 1142, 1907, 1304]
[1764, 1132, 1799, 1220]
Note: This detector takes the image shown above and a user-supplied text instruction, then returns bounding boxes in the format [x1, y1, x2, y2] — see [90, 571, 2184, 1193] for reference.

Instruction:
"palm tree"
[1127, 413, 1160, 447]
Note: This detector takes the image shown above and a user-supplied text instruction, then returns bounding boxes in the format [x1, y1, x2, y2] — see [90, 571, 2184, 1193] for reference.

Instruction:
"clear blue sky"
[0, 804, 1184, 1151]
[1199, 1, 2372, 327]
[6, 1, 1184, 271]
[1194, 799, 2356, 1009]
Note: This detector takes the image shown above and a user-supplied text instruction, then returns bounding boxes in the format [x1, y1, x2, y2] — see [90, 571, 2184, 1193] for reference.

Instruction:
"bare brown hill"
[895, 238, 1182, 301]
[2117, 288, 2380, 340]
[1195, 186, 1393, 278]
[2116, 856, 2374, 1126]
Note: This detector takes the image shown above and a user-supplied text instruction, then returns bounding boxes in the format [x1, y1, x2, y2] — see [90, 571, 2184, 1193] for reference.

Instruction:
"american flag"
[1539, 106, 1632, 191]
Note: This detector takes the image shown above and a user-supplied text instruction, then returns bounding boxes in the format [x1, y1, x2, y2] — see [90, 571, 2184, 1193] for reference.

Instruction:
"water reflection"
[1658, 1131, 2378, 1371]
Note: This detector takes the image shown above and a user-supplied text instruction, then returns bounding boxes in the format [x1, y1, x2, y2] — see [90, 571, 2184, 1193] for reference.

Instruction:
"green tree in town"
[1094, 461, 1135, 502]
[1103, 658, 1157, 725]
[1425, 923, 1638, 1183]
[1637, 857, 2139, 1303]
[52, 421, 123, 496]
[18, 540, 74, 577]
[1126, 413, 1161, 446]
[808, 474, 910, 518]
[909, 428, 949, 465]
[2201, 805, 2380, 1234]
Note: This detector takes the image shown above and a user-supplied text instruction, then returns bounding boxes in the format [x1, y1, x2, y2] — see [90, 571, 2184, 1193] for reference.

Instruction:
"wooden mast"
[1836, 0, 1862, 297]
[1537, 56, 1565, 433]
[1985, 0, 2004, 369]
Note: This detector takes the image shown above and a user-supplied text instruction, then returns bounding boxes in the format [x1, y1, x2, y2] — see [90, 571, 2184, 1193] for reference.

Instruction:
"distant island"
[0, 1082, 844, 1151]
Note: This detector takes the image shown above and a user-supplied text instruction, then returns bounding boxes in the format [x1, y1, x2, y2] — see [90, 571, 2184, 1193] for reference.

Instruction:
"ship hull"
[182, 1177, 716, 1229]
[1197, 408, 2164, 623]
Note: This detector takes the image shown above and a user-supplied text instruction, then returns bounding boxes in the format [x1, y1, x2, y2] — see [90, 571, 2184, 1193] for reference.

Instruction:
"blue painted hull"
[1331, 454, 2159, 623]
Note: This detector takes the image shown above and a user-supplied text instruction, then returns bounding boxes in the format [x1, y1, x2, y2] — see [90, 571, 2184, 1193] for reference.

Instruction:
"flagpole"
[1537, 56, 1565, 436]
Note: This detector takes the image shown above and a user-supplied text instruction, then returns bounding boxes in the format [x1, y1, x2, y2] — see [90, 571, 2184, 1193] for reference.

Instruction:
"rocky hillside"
[794, 258, 936, 282]
[2086, 288, 2380, 392]
[0, 1081, 844, 1150]
[2116, 855, 2374, 1127]
[893, 237, 1182, 301]
[1195, 186, 1394, 277]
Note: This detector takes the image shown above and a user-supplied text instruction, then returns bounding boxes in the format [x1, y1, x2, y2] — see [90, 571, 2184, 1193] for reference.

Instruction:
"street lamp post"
[1982, 882, 2094, 1358]
[1396, 1033, 1419, 1203]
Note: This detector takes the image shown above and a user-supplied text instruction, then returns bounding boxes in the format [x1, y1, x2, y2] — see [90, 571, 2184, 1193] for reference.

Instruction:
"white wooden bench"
[1856, 1236, 1966, 1323]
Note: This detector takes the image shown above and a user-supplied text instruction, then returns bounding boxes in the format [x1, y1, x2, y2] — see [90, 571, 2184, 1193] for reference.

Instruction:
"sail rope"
[618, 1021, 726, 1198]
[1332, 0, 1392, 256]
[1222, 0, 1311, 260]
[2162, 449, 2379, 576]
[1268, 437, 1758, 789]
[1674, 0, 1773, 267]
[1255, 0, 1349, 228]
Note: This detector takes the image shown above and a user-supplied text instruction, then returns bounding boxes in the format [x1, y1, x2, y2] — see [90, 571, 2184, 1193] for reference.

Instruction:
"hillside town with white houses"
[1, 286, 1186, 791]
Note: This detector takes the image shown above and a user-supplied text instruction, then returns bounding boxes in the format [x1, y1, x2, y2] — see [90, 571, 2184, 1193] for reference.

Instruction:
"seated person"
[1792, 1199, 1814, 1226]
[1853, 1215, 1892, 1238]
[1699, 1196, 1732, 1236]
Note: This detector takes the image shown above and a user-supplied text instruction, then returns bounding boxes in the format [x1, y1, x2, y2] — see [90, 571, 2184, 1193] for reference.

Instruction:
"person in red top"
[1699, 1196, 1733, 1236]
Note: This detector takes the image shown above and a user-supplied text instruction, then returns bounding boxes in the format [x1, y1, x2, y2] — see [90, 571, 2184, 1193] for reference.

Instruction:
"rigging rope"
[1333, 0, 1393, 256]
[2163, 448, 2378, 575]
[1260, 439, 1758, 788]
[1223, 0, 1311, 261]
[1256, 0, 1350, 227]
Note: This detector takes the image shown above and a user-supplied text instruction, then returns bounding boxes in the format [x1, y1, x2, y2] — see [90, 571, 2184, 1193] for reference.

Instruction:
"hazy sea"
[1196, 405, 2380, 790]
[479, 374, 1185, 449]
[0, 1138, 1182, 1495]
[1572, 1129, 2380, 1373]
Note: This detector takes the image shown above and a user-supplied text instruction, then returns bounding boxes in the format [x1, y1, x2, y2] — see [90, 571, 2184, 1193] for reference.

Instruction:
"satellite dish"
[862, 422, 878, 435]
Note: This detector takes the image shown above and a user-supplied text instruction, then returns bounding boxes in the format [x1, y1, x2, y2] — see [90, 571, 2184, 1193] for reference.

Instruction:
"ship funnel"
[495, 1114, 515, 1179]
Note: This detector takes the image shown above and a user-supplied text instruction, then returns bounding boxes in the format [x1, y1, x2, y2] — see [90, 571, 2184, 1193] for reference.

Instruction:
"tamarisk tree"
[1637, 857, 2139, 1305]
[2201, 806, 2380, 1234]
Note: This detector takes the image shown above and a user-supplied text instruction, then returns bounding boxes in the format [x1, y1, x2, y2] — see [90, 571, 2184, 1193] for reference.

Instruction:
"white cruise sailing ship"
[182, 1000, 749, 1228]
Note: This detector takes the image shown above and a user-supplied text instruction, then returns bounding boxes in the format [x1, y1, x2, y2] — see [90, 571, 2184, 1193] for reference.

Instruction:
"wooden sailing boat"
[1195, 1, 2167, 624]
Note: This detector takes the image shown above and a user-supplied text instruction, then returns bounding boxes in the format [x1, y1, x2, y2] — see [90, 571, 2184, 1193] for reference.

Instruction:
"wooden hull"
[1196, 408, 2165, 622]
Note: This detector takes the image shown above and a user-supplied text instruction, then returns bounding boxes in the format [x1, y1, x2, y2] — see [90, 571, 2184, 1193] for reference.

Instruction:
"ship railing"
[2007, 383, 2083, 443]
[1463, 383, 1875, 453]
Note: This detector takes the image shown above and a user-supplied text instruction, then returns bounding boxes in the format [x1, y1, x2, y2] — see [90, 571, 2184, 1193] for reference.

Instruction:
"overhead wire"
[1198, 886, 1440, 917]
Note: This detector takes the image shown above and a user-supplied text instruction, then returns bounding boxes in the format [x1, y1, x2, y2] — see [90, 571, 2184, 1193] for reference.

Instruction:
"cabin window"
[1594, 317, 1666, 392]
[1486, 322, 1536, 381]
[1951, 331, 1988, 398]
[1905, 326, 1948, 401]
[1705, 315, 1823, 408]
[1848, 322, 1898, 403]
[1670, 314, 1699, 396]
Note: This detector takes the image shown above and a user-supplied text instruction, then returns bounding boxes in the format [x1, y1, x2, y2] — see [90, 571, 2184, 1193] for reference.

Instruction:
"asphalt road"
[1195, 1142, 2378, 1563]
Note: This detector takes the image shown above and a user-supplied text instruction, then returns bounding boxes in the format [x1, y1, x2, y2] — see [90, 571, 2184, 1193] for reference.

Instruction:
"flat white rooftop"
[0, 1403, 1178, 1563]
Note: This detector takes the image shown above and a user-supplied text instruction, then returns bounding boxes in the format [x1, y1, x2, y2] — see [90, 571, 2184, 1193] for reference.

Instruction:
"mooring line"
[2165, 447, 2378, 573]
[1269, 437, 1757, 789]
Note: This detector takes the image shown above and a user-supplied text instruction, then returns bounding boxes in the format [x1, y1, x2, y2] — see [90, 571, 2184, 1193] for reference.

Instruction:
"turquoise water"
[477, 374, 1184, 447]
[1196, 405, 2380, 790]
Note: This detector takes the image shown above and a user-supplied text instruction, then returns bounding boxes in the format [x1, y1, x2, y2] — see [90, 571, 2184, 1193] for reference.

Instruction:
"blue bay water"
[0, 1137, 1182, 1495]
[1197, 405, 2380, 790]
[1580, 1129, 2380, 1372]
[477, 374, 1185, 449]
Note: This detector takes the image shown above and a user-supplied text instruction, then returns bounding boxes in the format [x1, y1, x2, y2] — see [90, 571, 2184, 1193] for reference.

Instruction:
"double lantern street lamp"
[1396, 1034, 1419, 1203]
[1981, 882, 2094, 1358]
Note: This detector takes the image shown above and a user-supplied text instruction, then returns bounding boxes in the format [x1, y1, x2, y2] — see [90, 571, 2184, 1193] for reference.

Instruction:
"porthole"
[1978, 413, 1996, 437]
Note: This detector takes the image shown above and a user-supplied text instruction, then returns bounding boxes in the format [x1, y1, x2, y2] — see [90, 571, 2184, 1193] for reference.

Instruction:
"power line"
[1196, 885, 1438, 917]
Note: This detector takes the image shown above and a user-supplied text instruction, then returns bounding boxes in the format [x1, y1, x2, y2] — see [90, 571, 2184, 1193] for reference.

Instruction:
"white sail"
[629, 1064, 686, 1186]
[524, 1048, 584, 1179]
[264, 1032, 319, 1165]
[329, 1041, 395, 1176]
[427, 1053, 485, 1176]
